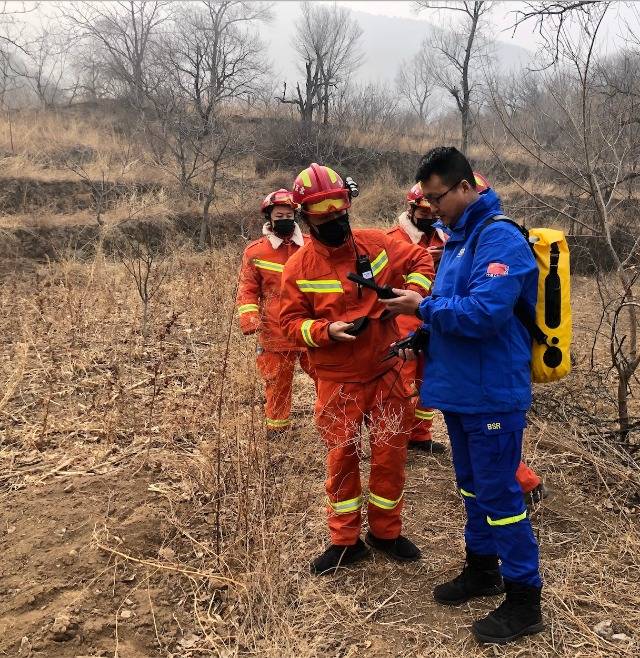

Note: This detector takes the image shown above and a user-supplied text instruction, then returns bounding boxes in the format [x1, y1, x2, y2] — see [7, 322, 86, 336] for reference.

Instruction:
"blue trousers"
[444, 411, 542, 588]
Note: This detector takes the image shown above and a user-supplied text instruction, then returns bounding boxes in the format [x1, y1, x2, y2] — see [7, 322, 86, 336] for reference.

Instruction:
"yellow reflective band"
[370, 250, 389, 276]
[238, 303, 259, 315]
[460, 488, 476, 498]
[266, 418, 291, 428]
[405, 272, 433, 291]
[253, 258, 284, 273]
[301, 319, 319, 347]
[328, 495, 362, 514]
[326, 167, 338, 183]
[296, 279, 344, 293]
[369, 491, 403, 510]
[415, 409, 435, 420]
[486, 510, 527, 526]
[300, 170, 312, 187]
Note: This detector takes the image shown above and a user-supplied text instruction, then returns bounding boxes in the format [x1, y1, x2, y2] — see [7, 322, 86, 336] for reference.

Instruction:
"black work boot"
[310, 539, 370, 575]
[526, 483, 548, 506]
[364, 531, 421, 561]
[433, 548, 504, 605]
[408, 439, 447, 454]
[472, 581, 544, 644]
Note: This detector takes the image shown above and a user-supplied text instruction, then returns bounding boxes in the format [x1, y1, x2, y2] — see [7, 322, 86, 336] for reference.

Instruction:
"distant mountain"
[260, 4, 533, 90]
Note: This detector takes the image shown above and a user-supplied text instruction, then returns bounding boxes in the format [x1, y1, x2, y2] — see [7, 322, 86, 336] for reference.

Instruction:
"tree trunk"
[617, 372, 630, 442]
[199, 195, 212, 250]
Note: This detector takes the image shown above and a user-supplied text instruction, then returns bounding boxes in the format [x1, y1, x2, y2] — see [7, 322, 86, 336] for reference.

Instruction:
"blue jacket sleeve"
[419, 225, 536, 339]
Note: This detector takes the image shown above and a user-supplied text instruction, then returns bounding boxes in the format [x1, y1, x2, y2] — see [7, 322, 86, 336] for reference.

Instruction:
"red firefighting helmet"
[473, 172, 490, 192]
[260, 189, 298, 217]
[292, 163, 351, 217]
[406, 183, 433, 211]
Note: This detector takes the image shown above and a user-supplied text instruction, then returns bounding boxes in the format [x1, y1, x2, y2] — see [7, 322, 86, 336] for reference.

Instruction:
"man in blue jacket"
[382, 147, 543, 645]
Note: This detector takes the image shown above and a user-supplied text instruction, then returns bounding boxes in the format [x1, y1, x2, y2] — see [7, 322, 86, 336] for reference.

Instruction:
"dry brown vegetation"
[1, 108, 639, 658]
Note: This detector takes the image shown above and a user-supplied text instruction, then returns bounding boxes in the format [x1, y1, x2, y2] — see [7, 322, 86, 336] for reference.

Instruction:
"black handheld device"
[346, 272, 398, 299]
[383, 328, 430, 361]
[344, 316, 370, 336]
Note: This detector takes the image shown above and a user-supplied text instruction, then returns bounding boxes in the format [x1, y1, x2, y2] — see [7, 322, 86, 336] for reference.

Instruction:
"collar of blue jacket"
[434, 188, 503, 241]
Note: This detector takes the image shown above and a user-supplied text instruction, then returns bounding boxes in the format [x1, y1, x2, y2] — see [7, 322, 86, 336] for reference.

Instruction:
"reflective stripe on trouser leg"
[315, 378, 366, 545]
[366, 368, 410, 539]
[256, 351, 296, 429]
[399, 354, 433, 442]
[464, 413, 542, 588]
[444, 413, 497, 556]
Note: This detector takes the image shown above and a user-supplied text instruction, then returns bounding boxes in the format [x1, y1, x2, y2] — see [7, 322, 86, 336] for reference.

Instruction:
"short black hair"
[415, 147, 476, 189]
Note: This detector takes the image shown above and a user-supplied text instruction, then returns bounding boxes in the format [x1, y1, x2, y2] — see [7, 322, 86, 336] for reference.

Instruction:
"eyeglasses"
[422, 179, 462, 205]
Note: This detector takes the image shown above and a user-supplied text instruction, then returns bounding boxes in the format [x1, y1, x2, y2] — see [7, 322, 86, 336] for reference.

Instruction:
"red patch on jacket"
[486, 262, 509, 277]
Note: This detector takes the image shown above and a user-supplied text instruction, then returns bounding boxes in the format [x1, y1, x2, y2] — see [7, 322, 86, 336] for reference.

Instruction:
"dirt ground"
[1, 414, 638, 658]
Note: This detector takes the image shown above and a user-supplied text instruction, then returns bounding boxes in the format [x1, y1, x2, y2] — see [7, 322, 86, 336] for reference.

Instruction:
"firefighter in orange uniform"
[386, 183, 447, 454]
[236, 189, 316, 435]
[280, 163, 436, 574]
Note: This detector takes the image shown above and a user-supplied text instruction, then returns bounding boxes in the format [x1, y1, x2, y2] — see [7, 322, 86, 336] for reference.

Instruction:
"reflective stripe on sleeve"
[296, 279, 344, 293]
[460, 488, 476, 498]
[253, 258, 284, 273]
[486, 510, 527, 526]
[328, 495, 362, 514]
[405, 272, 432, 291]
[371, 250, 389, 276]
[415, 409, 435, 420]
[238, 303, 259, 315]
[301, 319, 319, 347]
[368, 491, 403, 510]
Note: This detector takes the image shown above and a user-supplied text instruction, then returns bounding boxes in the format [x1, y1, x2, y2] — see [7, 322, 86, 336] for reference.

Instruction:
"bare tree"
[142, 1, 269, 247]
[11, 20, 76, 109]
[279, 1, 363, 124]
[396, 40, 436, 123]
[0, 1, 39, 55]
[485, 2, 640, 440]
[416, 1, 494, 152]
[333, 82, 401, 133]
[159, 1, 272, 122]
[275, 59, 321, 124]
[61, 0, 172, 106]
[116, 223, 172, 339]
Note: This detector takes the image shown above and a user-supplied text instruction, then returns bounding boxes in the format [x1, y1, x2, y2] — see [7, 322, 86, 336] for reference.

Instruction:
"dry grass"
[0, 245, 638, 657]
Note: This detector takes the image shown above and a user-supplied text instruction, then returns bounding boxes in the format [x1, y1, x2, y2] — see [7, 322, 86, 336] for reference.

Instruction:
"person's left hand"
[379, 289, 423, 315]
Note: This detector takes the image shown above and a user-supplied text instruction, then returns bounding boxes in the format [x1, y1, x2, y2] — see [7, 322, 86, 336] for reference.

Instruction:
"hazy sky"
[275, 1, 636, 54]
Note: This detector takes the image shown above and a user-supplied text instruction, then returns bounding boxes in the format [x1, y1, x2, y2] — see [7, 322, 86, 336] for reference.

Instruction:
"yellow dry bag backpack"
[474, 216, 572, 383]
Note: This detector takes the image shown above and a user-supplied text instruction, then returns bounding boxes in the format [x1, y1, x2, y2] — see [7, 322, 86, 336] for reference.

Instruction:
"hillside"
[0, 108, 638, 658]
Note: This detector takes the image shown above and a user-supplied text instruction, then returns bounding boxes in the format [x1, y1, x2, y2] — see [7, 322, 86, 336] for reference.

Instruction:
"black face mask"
[414, 217, 436, 235]
[272, 219, 295, 238]
[311, 213, 351, 247]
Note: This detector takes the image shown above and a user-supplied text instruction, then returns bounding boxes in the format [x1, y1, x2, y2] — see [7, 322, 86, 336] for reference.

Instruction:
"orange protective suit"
[280, 228, 436, 544]
[237, 223, 316, 431]
[387, 212, 446, 444]
[386, 213, 542, 495]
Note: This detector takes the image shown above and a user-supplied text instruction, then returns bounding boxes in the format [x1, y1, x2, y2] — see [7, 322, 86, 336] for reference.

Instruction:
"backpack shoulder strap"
[470, 214, 530, 254]
[470, 215, 547, 346]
